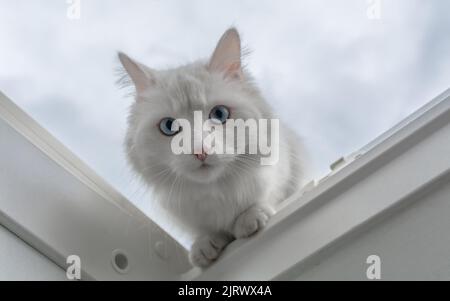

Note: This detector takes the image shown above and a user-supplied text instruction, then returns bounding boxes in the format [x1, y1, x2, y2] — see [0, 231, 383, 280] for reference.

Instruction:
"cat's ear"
[118, 52, 155, 94]
[208, 28, 243, 80]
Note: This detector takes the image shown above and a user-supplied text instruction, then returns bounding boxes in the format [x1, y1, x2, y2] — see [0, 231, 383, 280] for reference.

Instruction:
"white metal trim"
[0, 91, 192, 280]
[187, 88, 450, 280]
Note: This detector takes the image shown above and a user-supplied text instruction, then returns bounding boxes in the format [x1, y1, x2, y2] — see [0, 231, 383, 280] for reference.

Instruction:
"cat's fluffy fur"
[119, 28, 305, 267]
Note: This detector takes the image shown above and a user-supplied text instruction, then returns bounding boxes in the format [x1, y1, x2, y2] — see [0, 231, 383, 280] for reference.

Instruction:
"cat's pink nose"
[195, 153, 208, 162]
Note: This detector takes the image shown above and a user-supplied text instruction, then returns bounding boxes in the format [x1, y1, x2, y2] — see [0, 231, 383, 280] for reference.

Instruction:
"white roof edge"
[0, 91, 192, 280]
[355, 88, 450, 157]
[188, 88, 450, 280]
[0, 91, 145, 221]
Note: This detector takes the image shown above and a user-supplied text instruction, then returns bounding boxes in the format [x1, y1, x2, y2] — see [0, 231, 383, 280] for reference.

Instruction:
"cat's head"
[120, 28, 273, 185]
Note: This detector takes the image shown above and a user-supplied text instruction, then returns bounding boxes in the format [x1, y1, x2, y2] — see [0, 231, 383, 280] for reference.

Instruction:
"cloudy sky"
[0, 1, 449, 230]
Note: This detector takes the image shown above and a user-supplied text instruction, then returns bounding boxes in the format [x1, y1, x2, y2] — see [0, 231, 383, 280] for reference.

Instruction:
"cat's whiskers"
[230, 160, 255, 178]
[166, 173, 180, 208]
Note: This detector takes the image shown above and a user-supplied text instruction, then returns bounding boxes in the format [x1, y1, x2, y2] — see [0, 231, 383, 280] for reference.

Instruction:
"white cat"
[119, 28, 305, 267]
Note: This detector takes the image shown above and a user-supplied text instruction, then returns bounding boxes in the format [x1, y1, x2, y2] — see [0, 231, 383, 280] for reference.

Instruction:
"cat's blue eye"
[209, 105, 230, 124]
[159, 117, 181, 136]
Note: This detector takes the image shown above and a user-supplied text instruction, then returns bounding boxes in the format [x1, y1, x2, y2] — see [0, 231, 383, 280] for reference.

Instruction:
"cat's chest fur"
[160, 170, 268, 234]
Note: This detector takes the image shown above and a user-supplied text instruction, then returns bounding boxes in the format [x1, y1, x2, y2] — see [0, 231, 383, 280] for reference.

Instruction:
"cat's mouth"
[193, 161, 220, 175]
[182, 157, 227, 183]
[198, 163, 212, 170]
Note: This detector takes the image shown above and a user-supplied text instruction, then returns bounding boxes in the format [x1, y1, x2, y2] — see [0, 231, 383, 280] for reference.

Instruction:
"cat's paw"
[233, 205, 275, 239]
[189, 233, 232, 268]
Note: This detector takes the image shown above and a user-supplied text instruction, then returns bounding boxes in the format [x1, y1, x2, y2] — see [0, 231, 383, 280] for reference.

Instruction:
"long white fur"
[118, 28, 305, 267]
